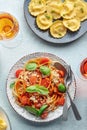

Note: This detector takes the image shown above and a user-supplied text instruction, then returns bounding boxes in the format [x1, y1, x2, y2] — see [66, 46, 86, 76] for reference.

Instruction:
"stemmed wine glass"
[0, 12, 22, 48]
[77, 58, 87, 80]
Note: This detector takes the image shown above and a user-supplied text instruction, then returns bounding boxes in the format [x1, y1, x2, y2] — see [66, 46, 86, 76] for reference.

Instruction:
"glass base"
[1, 29, 22, 48]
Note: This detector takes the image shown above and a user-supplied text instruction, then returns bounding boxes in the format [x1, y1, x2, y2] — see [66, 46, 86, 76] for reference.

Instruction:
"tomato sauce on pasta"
[10, 57, 66, 119]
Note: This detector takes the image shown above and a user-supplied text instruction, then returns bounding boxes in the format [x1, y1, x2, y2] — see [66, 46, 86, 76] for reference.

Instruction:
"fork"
[62, 65, 72, 120]
[54, 62, 81, 120]
[62, 66, 81, 121]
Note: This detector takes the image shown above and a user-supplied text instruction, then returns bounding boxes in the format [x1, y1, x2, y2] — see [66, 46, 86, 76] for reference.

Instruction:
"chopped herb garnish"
[67, 23, 70, 27]
[58, 33, 62, 36]
[39, 1, 41, 4]
[63, 14, 66, 16]
[80, 8, 84, 13]
[74, 4, 76, 7]
[51, 10, 55, 13]
[45, 15, 50, 20]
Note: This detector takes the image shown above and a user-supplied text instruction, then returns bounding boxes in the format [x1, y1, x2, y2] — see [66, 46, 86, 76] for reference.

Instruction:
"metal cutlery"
[54, 62, 81, 121]
[62, 65, 72, 121]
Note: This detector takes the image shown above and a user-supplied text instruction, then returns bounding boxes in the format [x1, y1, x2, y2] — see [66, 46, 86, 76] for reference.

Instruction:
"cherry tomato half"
[41, 78, 50, 87]
[58, 70, 65, 77]
[39, 57, 50, 64]
[29, 71, 41, 85]
[55, 97, 65, 106]
[29, 75, 38, 85]
[19, 95, 28, 105]
[19, 94, 31, 106]
[35, 103, 42, 109]
[41, 112, 48, 119]
[15, 69, 23, 78]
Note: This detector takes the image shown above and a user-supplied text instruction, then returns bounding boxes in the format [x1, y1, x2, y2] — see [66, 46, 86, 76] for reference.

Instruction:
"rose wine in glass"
[0, 12, 22, 48]
[80, 58, 87, 79]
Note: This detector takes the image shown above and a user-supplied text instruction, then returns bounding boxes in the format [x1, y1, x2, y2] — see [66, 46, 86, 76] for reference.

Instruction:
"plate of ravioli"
[6, 52, 76, 122]
[24, 0, 87, 44]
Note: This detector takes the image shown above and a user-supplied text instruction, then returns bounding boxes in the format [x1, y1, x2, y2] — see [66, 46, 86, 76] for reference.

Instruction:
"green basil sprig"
[26, 85, 49, 95]
[39, 104, 48, 116]
[24, 106, 39, 116]
[24, 104, 48, 117]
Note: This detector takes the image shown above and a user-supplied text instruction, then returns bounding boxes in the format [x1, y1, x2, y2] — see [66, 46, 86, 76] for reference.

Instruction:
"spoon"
[54, 62, 81, 120]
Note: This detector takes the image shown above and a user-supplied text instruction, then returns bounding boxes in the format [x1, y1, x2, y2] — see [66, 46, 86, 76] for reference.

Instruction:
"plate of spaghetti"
[6, 52, 76, 122]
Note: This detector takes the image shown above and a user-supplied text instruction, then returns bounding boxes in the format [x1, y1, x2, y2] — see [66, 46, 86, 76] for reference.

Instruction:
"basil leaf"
[25, 63, 37, 71]
[58, 83, 66, 93]
[24, 106, 39, 116]
[26, 85, 49, 95]
[10, 82, 15, 89]
[24, 105, 48, 117]
[40, 66, 51, 76]
[39, 105, 48, 116]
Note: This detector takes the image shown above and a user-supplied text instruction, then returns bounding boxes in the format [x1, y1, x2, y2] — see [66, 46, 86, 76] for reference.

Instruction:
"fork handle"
[67, 91, 81, 120]
[62, 99, 68, 121]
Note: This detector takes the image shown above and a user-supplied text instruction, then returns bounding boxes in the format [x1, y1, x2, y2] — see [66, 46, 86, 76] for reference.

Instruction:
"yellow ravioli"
[28, 0, 87, 38]
[60, 2, 74, 16]
[36, 13, 53, 30]
[0, 117, 7, 130]
[46, 0, 62, 5]
[46, 2, 62, 20]
[50, 20, 67, 38]
[28, 0, 46, 16]
[62, 9, 76, 19]
[65, 0, 80, 2]
[74, 0, 87, 21]
[63, 18, 81, 31]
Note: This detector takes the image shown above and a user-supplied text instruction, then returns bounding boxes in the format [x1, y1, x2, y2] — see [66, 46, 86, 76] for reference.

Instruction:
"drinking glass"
[77, 58, 87, 80]
[0, 12, 22, 48]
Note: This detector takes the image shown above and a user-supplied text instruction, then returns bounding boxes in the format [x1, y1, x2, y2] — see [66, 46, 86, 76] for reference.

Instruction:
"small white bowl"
[0, 106, 12, 130]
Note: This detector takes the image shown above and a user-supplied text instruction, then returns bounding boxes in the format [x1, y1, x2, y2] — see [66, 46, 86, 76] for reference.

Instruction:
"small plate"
[6, 52, 76, 123]
[24, 0, 87, 44]
[0, 106, 11, 130]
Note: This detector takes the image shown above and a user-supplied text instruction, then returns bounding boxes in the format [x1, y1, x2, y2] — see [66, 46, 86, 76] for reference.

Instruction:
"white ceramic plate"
[6, 52, 76, 123]
[0, 106, 11, 130]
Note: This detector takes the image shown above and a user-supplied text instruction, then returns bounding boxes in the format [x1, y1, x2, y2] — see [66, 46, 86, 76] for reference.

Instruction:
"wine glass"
[77, 58, 87, 80]
[0, 12, 22, 48]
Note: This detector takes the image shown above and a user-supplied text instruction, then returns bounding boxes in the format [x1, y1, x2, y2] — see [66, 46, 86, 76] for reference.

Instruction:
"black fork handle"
[67, 91, 81, 120]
